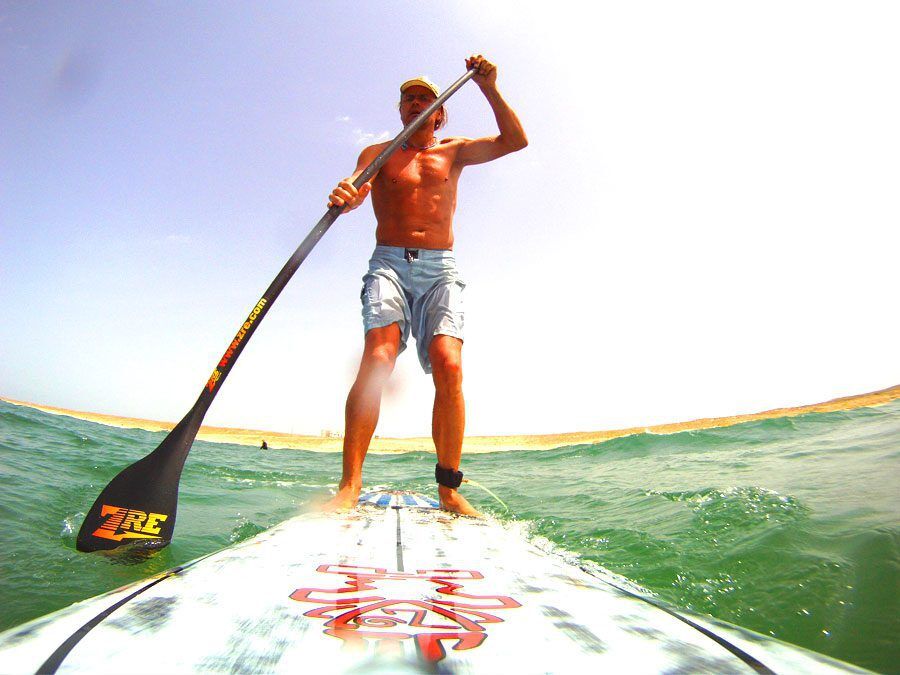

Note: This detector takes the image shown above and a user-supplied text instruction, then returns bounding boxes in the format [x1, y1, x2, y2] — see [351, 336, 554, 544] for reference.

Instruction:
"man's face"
[399, 85, 441, 129]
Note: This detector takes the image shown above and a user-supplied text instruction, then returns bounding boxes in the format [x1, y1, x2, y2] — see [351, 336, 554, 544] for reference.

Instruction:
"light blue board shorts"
[361, 245, 465, 373]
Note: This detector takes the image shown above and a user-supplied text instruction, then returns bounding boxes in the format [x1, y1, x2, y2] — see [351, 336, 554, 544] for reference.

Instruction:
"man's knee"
[430, 337, 463, 388]
[362, 324, 401, 371]
[366, 346, 398, 373]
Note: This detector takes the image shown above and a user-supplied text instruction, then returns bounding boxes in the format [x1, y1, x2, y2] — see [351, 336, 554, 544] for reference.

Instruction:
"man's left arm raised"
[456, 55, 528, 166]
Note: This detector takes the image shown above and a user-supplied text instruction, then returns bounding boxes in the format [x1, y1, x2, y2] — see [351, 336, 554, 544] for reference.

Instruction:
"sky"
[1, 1, 898, 437]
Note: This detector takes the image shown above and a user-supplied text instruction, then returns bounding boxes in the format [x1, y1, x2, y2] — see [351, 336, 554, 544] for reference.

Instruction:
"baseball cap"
[400, 76, 440, 98]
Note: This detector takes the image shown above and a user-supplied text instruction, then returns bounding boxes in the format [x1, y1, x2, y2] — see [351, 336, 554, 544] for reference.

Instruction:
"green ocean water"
[0, 399, 897, 672]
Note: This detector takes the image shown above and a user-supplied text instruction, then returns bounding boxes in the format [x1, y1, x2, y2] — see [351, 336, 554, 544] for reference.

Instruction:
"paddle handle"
[192, 67, 476, 417]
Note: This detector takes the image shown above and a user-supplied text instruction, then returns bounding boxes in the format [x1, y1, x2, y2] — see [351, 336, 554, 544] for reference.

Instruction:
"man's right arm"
[328, 144, 382, 212]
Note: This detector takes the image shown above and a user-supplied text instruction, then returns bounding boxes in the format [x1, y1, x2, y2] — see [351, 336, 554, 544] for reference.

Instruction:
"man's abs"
[375, 218, 455, 250]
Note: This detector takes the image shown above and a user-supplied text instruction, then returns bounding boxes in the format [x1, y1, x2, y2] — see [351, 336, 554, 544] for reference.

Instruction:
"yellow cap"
[400, 76, 440, 98]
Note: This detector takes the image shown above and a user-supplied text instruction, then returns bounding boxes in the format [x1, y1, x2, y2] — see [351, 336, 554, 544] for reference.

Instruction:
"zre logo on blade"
[92, 504, 169, 542]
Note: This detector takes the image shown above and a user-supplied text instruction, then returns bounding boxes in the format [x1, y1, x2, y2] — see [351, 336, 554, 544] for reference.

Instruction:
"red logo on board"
[290, 564, 520, 663]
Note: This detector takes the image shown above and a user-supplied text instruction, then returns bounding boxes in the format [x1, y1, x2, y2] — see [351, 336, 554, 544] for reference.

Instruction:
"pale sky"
[2, 2, 898, 437]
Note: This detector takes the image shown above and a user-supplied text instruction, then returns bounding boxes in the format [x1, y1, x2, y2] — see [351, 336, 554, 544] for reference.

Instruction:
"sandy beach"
[3, 385, 899, 453]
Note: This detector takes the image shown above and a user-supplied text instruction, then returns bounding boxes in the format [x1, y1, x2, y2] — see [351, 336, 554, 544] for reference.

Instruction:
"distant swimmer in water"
[260, 440, 268, 450]
[323, 55, 527, 516]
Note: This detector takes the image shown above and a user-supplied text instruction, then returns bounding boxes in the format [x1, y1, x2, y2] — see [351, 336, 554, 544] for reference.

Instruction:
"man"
[325, 55, 527, 516]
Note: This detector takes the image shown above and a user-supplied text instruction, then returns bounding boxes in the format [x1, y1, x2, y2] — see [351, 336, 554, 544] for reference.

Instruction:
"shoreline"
[2, 385, 899, 453]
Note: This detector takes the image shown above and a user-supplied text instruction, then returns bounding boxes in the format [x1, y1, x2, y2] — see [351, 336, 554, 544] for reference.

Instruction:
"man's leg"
[429, 335, 480, 516]
[325, 323, 401, 510]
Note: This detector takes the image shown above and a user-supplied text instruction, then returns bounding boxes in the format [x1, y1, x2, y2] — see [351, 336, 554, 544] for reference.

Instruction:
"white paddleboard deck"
[0, 491, 865, 673]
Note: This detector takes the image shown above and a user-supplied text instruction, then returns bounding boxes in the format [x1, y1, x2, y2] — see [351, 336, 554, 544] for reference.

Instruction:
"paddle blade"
[76, 419, 197, 552]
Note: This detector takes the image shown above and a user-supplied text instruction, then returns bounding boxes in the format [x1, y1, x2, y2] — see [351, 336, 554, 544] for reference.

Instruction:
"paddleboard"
[0, 490, 866, 673]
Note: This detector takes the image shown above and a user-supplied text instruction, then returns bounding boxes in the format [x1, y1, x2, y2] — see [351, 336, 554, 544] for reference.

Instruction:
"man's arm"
[328, 143, 384, 212]
[456, 55, 528, 167]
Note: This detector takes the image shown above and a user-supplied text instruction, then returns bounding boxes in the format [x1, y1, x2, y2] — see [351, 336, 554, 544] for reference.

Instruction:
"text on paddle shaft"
[207, 298, 268, 392]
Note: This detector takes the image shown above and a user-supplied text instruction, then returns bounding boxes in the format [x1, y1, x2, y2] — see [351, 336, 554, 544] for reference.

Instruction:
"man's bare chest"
[377, 151, 455, 190]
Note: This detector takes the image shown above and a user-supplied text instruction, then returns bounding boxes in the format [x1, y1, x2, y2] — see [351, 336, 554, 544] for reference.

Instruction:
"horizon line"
[2, 384, 898, 453]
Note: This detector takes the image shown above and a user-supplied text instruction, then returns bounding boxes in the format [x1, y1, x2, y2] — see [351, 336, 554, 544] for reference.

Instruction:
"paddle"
[76, 67, 476, 553]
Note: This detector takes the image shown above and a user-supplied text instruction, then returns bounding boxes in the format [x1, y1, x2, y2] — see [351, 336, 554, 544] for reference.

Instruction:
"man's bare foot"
[439, 487, 482, 517]
[321, 483, 361, 512]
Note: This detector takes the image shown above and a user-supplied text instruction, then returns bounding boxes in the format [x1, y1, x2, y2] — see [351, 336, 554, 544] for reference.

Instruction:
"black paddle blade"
[76, 415, 198, 552]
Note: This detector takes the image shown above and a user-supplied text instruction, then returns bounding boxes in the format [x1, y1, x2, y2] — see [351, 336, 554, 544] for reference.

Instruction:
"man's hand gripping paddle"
[76, 67, 476, 553]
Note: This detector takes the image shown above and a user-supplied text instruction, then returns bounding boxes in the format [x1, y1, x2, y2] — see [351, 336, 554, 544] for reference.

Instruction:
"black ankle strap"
[435, 464, 463, 489]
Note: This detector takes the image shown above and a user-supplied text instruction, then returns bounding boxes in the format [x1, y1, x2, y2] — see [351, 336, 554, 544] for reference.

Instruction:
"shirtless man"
[325, 55, 527, 516]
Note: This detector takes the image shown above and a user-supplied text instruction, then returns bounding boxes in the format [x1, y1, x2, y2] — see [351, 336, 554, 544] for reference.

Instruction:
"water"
[0, 399, 897, 672]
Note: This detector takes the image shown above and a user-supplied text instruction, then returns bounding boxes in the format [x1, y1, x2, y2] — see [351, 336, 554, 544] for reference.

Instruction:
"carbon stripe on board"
[37, 549, 217, 675]
[578, 566, 775, 675]
[393, 506, 404, 572]
[37, 568, 183, 674]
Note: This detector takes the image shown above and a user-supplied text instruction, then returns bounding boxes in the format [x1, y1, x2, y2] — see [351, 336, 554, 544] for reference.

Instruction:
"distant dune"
[2, 385, 898, 453]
